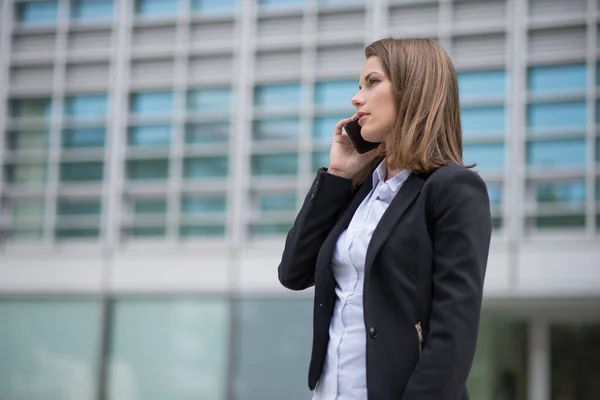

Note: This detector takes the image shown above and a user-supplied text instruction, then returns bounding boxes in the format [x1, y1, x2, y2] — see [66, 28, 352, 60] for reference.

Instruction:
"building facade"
[0, 0, 599, 399]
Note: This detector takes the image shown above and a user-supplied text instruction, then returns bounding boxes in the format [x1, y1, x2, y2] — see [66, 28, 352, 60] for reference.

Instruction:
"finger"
[334, 114, 358, 134]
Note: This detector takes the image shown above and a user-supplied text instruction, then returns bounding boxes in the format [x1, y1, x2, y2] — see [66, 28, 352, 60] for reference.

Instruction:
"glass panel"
[182, 195, 227, 214]
[315, 80, 357, 109]
[258, 193, 297, 211]
[252, 222, 294, 236]
[458, 70, 507, 99]
[252, 154, 298, 176]
[551, 324, 600, 400]
[313, 115, 342, 142]
[535, 215, 585, 228]
[18, 1, 59, 25]
[528, 64, 587, 94]
[130, 226, 166, 237]
[184, 157, 229, 179]
[186, 123, 229, 144]
[55, 228, 100, 239]
[192, 0, 237, 13]
[461, 106, 505, 137]
[136, 0, 179, 16]
[71, 0, 114, 21]
[107, 299, 229, 400]
[259, 0, 306, 7]
[312, 150, 329, 172]
[11, 99, 52, 120]
[131, 92, 173, 116]
[65, 95, 108, 119]
[486, 184, 502, 207]
[57, 199, 101, 216]
[253, 119, 300, 140]
[180, 225, 226, 237]
[527, 101, 587, 133]
[527, 140, 586, 167]
[234, 298, 312, 400]
[11, 228, 44, 241]
[463, 143, 505, 171]
[8, 130, 49, 150]
[134, 199, 167, 215]
[0, 300, 101, 399]
[12, 199, 45, 223]
[188, 88, 233, 112]
[491, 217, 503, 230]
[536, 181, 586, 204]
[60, 162, 104, 182]
[62, 128, 106, 148]
[128, 125, 171, 147]
[255, 84, 301, 109]
[6, 164, 46, 185]
[127, 160, 169, 180]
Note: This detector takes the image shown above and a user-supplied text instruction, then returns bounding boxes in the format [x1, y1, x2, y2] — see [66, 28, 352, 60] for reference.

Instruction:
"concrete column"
[528, 318, 550, 400]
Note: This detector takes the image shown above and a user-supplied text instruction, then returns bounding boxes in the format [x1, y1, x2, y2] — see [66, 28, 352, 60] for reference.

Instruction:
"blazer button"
[368, 327, 377, 338]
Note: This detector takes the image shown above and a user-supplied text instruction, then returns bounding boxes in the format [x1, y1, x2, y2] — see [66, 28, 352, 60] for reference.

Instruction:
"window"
[184, 157, 229, 179]
[313, 116, 342, 142]
[8, 130, 49, 150]
[134, 199, 167, 215]
[528, 64, 586, 94]
[188, 88, 233, 113]
[11, 98, 52, 120]
[252, 154, 298, 176]
[127, 159, 169, 180]
[131, 92, 173, 117]
[256, 192, 297, 211]
[527, 101, 587, 133]
[531, 181, 586, 229]
[136, 0, 180, 16]
[463, 143, 505, 172]
[62, 128, 106, 148]
[255, 84, 301, 110]
[57, 199, 101, 217]
[315, 80, 356, 109]
[527, 140, 586, 168]
[461, 106, 505, 138]
[180, 225, 226, 237]
[186, 123, 230, 144]
[233, 298, 312, 400]
[17, 1, 59, 26]
[192, 0, 237, 13]
[312, 150, 330, 172]
[128, 125, 171, 147]
[182, 195, 227, 214]
[0, 300, 102, 399]
[458, 70, 507, 100]
[536, 181, 586, 205]
[6, 163, 46, 185]
[71, 0, 114, 21]
[60, 162, 104, 182]
[9, 199, 45, 240]
[252, 222, 294, 236]
[259, 0, 306, 8]
[108, 299, 229, 400]
[486, 183, 503, 207]
[65, 95, 108, 119]
[253, 119, 300, 140]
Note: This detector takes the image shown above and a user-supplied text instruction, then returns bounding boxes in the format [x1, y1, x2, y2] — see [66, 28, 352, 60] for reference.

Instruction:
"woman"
[278, 38, 492, 400]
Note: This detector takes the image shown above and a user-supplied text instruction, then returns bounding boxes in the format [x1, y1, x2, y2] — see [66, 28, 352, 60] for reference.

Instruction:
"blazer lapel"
[364, 174, 425, 274]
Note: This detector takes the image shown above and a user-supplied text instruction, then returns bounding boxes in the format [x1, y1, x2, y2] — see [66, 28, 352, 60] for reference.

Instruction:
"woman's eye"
[369, 79, 379, 85]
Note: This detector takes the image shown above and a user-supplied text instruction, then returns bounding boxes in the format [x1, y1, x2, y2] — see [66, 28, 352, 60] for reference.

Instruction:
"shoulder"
[420, 163, 489, 209]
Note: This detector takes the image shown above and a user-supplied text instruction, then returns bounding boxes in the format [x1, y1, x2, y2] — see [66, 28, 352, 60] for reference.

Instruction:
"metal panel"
[65, 62, 110, 90]
[188, 54, 233, 84]
[528, 0, 587, 19]
[12, 32, 56, 54]
[528, 26, 587, 58]
[190, 21, 235, 45]
[68, 29, 113, 52]
[132, 25, 177, 48]
[257, 15, 303, 42]
[255, 50, 302, 80]
[130, 58, 175, 85]
[452, 33, 506, 64]
[453, 0, 507, 26]
[388, 4, 438, 35]
[316, 44, 364, 76]
[10, 65, 54, 93]
[317, 10, 366, 36]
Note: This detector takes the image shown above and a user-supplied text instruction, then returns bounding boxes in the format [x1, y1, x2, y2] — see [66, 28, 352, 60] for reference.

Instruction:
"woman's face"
[351, 56, 397, 143]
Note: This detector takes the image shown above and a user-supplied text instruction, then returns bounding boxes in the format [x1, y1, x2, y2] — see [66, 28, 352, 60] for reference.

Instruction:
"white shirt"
[313, 160, 411, 400]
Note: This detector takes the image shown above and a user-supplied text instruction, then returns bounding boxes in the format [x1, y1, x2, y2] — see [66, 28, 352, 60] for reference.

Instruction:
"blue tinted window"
[315, 81, 356, 108]
[62, 128, 106, 148]
[131, 92, 173, 116]
[259, 0, 305, 8]
[129, 125, 171, 147]
[458, 70, 506, 99]
[11, 99, 52, 120]
[188, 88, 233, 112]
[312, 150, 330, 172]
[180, 225, 226, 237]
[536, 181, 586, 204]
[528, 64, 586, 94]
[184, 157, 229, 179]
[255, 84, 301, 109]
[71, 0, 114, 21]
[528, 101, 587, 132]
[65, 95, 108, 119]
[182, 195, 227, 213]
[253, 119, 299, 140]
[57, 200, 101, 216]
[463, 143, 505, 171]
[259, 193, 296, 211]
[18, 1, 59, 25]
[461, 106, 505, 137]
[252, 154, 298, 176]
[314, 116, 343, 142]
[192, 0, 237, 13]
[127, 160, 169, 180]
[136, 0, 179, 16]
[186, 123, 229, 144]
[486, 184, 502, 206]
[60, 162, 104, 182]
[134, 199, 167, 214]
[527, 140, 586, 167]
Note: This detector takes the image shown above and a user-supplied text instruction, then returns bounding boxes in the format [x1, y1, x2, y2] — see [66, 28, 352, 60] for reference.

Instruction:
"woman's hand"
[327, 114, 385, 179]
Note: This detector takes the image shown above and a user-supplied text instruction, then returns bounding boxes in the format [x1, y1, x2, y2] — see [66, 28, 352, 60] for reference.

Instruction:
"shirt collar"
[372, 159, 412, 192]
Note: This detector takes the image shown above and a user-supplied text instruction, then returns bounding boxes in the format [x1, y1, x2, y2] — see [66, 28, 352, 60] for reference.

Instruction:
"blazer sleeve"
[401, 167, 492, 400]
[278, 168, 354, 291]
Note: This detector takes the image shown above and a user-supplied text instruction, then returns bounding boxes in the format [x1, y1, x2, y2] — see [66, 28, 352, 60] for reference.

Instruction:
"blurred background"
[0, 0, 599, 399]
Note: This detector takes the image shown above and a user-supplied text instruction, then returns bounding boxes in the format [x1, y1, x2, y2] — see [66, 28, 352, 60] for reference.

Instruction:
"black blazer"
[278, 163, 492, 400]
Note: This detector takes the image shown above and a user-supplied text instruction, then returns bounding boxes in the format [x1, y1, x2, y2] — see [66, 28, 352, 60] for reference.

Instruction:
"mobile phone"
[343, 119, 380, 154]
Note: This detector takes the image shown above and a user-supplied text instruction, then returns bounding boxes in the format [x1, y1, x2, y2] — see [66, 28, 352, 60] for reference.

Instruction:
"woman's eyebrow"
[359, 72, 381, 89]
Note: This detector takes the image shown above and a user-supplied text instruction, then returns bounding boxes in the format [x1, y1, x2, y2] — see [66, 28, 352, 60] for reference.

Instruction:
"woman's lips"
[358, 115, 368, 125]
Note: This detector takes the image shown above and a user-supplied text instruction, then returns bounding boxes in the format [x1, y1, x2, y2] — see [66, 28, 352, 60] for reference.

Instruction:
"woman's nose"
[351, 94, 365, 108]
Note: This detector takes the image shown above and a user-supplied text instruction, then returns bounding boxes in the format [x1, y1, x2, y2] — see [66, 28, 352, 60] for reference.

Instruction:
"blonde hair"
[353, 38, 469, 187]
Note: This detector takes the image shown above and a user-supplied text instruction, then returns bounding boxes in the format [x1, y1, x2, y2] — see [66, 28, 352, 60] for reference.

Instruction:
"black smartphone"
[343, 119, 380, 154]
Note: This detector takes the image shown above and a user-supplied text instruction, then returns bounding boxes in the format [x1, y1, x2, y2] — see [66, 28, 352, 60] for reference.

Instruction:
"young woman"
[278, 38, 492, 399]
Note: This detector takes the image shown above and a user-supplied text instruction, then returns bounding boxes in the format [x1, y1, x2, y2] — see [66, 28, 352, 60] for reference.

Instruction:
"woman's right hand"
[327, 114, 384, 179]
